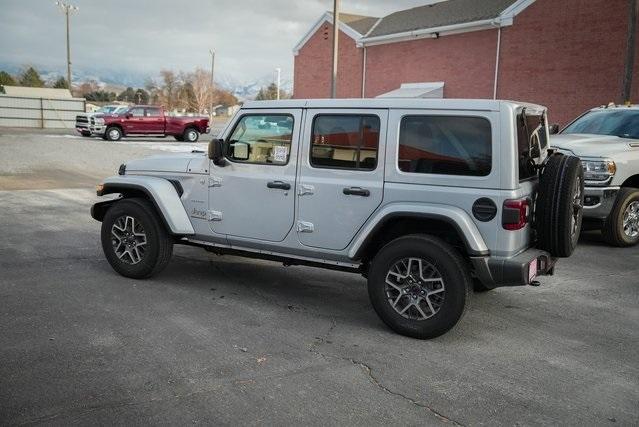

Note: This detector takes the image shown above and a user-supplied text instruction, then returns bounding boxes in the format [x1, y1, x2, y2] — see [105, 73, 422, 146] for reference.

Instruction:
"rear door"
[296, 109, 387, 250]
[209, 109, 302, 242]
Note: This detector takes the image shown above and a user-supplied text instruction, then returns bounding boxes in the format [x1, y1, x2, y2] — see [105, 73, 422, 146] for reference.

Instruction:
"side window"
[130, 107, 145, 117]
[517, 112, 546, 180]
[398, 115, 492, 177]
[146, 107, 161, 117]
[226, 114, 294, 165]
[310, 115, 380, 170]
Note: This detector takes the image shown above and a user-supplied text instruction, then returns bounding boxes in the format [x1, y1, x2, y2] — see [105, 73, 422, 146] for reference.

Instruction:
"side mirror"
[125, 113, 132, 119]
[548, 124, 560, 135]
[229, 141, 250, 161]
[208, 138, 227, 166]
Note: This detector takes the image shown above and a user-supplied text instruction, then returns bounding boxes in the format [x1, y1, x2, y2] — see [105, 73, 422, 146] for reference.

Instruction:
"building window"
[398, 115, 492, 177]
[310, 115, 380, 171]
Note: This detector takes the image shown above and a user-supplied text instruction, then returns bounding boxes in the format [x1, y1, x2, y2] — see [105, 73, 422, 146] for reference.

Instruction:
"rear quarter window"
[398, 115, 492, 177]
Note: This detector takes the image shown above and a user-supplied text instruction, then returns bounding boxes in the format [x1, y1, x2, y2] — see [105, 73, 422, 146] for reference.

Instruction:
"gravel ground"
[0, 130, 638, 425]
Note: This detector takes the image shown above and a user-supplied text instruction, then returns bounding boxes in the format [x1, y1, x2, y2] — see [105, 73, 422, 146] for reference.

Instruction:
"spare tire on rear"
[535, 153, 584, 257]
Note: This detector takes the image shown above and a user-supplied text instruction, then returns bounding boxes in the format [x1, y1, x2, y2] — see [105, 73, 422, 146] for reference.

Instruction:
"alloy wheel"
[385, 257, 445, 320]
[111, 215, 147, 264]
[623, 201, 639, 238]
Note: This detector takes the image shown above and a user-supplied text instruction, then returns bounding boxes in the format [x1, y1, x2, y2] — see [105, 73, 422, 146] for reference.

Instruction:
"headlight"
[94, 117, 105, 125]
[581, 159, 616, 185]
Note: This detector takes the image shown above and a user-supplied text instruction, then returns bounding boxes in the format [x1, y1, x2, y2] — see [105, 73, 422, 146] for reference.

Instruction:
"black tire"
[367, 235, 471, 339]
[173, 135, 184, 142]
[602, 187, 639, 247]
[183, 128, 199, 142]
[101, 198, 173, 279]
[105, 125, 122, 141]
[536, 153, 584, 257]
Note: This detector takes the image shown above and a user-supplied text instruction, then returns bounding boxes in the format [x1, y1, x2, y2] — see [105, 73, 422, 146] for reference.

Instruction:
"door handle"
[267, 180, 291, 190]
[343, 187, 370, 197]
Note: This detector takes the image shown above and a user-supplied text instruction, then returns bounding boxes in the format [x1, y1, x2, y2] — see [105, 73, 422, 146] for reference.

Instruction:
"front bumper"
[75, 123, 106, 136]
[582, 186, 619, 219]
[471, 248, 556, 289]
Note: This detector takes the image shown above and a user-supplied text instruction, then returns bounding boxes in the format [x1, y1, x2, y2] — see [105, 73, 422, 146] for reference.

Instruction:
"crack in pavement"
[308, 320, 463, 426]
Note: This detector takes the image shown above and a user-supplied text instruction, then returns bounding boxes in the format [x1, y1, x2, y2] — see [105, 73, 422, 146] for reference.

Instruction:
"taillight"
[502, 198, 530, 230]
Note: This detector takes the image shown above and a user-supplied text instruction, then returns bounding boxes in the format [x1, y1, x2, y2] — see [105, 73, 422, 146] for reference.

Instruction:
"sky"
[0, 0, 437, 87]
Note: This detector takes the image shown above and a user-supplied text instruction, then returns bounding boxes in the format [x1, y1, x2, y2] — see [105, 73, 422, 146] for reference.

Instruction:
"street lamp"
[214, 49, 215, 117]
[55, 1, 79, 90]
[275, 67, 281, 100]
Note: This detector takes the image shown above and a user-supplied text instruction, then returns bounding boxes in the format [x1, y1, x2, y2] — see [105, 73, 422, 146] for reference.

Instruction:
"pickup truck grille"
[76, 115, 88, 124]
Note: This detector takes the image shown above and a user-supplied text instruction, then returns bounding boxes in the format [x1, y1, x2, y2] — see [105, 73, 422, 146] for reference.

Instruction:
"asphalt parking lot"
[1, 129, 638, 425]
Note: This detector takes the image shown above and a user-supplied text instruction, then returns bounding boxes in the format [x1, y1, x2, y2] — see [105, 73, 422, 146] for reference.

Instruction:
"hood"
[125, 153, 205, 173]
[550, 133, 638, 157]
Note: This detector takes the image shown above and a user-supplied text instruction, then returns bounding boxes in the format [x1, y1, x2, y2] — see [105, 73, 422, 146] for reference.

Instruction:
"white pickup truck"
[551, 105, 639, 247]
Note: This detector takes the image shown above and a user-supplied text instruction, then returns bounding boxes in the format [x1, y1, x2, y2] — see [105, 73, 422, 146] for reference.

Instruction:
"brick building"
[293, 0, 638, 124]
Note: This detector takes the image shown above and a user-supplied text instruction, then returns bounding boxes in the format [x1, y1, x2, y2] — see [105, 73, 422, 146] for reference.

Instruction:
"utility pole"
[214, 49, 215, 117]
[275, 67, 281, 100]
[55, 2, 79, 90]
[622, 0, 637, 104]
[331, 0, 340, 98]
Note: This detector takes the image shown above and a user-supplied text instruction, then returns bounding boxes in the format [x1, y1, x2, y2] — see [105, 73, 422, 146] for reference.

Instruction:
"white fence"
[0, 95, 86, 129]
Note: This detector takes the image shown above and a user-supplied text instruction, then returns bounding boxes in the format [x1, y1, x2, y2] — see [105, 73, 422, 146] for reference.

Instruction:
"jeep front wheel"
[101, 198, 173, 279]
[367, 235, 470, 339]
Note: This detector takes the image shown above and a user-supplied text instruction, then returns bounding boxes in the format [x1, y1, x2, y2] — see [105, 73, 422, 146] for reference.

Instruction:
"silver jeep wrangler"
[92, 99, 584, 339]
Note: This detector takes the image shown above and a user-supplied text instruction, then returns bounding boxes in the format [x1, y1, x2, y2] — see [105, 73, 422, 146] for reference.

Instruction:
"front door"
[296, 109, 387, 250]
[208, 109, 302, 242]
[123, 106, 146, 134]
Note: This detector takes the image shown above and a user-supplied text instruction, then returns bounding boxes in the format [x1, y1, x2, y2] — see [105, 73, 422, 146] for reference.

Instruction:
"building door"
[296, 109, 387, 250]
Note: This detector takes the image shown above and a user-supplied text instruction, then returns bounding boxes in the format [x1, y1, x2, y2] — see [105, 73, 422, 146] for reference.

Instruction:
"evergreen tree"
[117, 87, 136, 102]
[52, 77, 69, 89]
[0, 71, 16, 86]
[134, 88, 149, 104]
[19, 67, 44, 87]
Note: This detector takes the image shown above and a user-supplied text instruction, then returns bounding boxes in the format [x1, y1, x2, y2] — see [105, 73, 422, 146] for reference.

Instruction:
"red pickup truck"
[98, 105, 209, 142]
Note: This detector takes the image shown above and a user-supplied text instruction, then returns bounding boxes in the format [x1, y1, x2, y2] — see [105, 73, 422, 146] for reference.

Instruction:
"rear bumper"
[471, 248, 556, 289]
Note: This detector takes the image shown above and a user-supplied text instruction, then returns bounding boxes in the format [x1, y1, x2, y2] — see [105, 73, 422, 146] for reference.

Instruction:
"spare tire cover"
[535, 153, 584, 257]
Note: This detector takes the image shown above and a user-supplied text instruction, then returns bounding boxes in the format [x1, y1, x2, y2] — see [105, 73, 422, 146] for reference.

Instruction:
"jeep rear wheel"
[367, 235, 470, 339]
[535, 153, 584, 257]
[101, 198, 173, 279]
[602, 188, 639, 247]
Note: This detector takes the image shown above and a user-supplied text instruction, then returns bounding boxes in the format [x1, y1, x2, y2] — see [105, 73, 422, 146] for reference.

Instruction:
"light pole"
[55, 1, 79, 89]
[209, 49, 215, 116]
[331, 0, 340, 98]
[275, 67, 281, 100]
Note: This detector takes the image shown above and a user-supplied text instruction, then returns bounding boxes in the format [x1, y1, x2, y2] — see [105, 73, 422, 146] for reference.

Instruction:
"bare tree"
[188, 68, 214, 114]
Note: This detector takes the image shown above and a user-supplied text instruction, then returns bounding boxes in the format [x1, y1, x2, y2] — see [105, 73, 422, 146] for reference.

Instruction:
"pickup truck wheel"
[183, 128, 199, 142]
[101, 198, 173, 279]
[105, 126, 122, 141]
[535, 153, 584, 257]
[367, 235, 470, 339]
[602, 188, 639, 247]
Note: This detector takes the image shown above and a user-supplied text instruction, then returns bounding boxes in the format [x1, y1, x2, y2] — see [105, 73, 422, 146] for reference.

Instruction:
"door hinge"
[296, 221, 314, 233]
[208, 176, 222, 187]
[207, 210, 223, 221]
[298, 184, 314, 196]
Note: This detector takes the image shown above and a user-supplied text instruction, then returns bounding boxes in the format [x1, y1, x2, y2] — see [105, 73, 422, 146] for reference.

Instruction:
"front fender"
[348, 203, 490, 259]
[95, 175, 195, 235]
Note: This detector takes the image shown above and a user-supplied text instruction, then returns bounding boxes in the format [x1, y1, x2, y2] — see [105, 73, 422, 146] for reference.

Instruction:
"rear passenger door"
[296, 109, 387, 250]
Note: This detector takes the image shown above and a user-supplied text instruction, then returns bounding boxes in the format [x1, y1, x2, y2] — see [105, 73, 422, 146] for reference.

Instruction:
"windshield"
[562, 109, 639, 139]
[97, 106, 118, 114]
